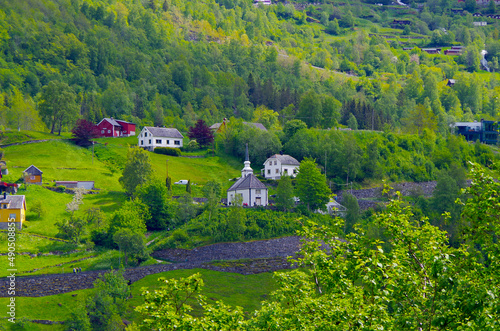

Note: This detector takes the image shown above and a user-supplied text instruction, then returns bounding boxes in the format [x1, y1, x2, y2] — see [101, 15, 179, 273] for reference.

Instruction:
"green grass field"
[0, 268, 283, 330]
[0, 130, 71, 146]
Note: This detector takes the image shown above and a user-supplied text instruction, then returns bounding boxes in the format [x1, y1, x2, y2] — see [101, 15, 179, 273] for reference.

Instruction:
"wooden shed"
[24, 165, 43, 184]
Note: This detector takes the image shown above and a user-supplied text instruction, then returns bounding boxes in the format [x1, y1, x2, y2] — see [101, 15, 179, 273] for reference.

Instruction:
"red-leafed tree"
[72, 119, 100, 146]
[188, 119, 214, 147]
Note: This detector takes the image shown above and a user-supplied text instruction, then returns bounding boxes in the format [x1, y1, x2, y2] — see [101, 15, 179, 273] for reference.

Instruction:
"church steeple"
[241, 143, 253, 177]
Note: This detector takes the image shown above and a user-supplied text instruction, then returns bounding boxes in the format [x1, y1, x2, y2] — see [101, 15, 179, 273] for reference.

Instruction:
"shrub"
[154, 147, 182, 156]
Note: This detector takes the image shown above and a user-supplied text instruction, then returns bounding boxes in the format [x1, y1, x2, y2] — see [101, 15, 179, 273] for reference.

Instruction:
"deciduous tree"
[188, 119, 214, 147]
[119, 147, 153, 196]
[71, 119, 100, 146]
[295, 158, 330, 211]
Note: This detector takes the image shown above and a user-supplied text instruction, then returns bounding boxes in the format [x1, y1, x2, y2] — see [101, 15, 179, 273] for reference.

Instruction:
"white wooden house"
[227, 145, 268, 206]
[262, 154, 300, 180]
[138, 127, 184, 151]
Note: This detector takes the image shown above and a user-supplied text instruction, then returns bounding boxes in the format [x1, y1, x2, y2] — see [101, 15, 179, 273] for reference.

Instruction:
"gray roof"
[0, 195, 26, 210]
[145, 127, 184, 138]
[243, 122, 267, 131]
[101, 118, 121, 127]
[266, 154, 300, 166]
[210, 122, 267, 131]
[228, 174, 267, 191]
[24, 165, 43, 175]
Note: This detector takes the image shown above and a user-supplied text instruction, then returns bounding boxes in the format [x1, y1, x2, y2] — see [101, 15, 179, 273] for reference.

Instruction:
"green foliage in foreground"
[136, 163, 500, 330]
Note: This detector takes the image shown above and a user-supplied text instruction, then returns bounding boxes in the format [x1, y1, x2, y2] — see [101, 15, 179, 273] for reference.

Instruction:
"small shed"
[55, 181, 95, 190]
[24, 165, 43, 184]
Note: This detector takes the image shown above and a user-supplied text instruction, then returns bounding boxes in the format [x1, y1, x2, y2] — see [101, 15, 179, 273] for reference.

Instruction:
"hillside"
[1, 0, 500, 328]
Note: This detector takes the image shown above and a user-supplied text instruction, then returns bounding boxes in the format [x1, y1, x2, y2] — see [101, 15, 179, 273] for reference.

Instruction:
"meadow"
[0, 268, 283, 329]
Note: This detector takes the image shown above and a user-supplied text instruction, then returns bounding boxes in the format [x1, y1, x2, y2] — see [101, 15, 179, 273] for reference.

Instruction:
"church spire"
[241, 143, 253, 177]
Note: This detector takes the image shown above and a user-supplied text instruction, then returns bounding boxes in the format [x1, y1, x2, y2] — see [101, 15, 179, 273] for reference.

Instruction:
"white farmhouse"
[227, 145, 268, 207]
[262, 154, 300, 180]
[138, 127, 184, 151]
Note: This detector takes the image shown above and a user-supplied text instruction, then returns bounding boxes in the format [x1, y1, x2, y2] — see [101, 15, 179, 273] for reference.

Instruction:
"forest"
[1, 0, 500, 328]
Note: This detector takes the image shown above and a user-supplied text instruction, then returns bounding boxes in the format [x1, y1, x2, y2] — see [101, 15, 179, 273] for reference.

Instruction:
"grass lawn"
[0, 232, 74, 254]
[0, 130, 71, 145]
[0, 288, 90, 329]
[0, 268, 283, 329]
[0, 252, 96, 277]
[125, 268, 281, 322]
[3, 140, 122, 191]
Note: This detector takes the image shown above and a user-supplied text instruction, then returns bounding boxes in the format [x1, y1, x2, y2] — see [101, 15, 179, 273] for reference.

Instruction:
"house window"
[141, 140, 143, 145]
[156, 139, 162, 144]
[101, 130, 104, 134]
[9, 214, 16, 220]
[149, 139, 151, 144]
[123, 131, 127, 134]
[174, 140, 180, 145]
[275, 169, 279, 174]
[145, 132, 147, 137]
[166, 140, 170, 144]
[274, 161, 277, 165]
[30, 176, 35, 180]
[267, 169, 271, 174]
[256, 189, 261, 194]
[284, 169, 288, 174]
[108, 130, 111, 133]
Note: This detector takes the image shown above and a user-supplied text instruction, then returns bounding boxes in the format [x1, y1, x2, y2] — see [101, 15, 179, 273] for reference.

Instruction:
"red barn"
[96, 118, 136, 137]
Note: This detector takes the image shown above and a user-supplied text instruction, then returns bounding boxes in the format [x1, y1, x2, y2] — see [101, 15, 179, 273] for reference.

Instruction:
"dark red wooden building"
[96, 118, 136, 137]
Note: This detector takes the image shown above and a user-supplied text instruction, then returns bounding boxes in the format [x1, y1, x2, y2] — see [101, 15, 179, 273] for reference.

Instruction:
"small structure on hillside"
[138, 127, 184, 151]
[55, 181, 95, 190]
[453, 120, 499, 144]
[23, 165, 43, 184]
[96, 118, 136, 137]
[210, 118, 267, 133]
[0, 193, 25, 229]
[227, 144, 268, 207]
[262, 154, 300, 180]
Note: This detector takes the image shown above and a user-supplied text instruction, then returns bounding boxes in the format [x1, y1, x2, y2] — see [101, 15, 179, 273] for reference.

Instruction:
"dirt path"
[0, 237, 302, 297]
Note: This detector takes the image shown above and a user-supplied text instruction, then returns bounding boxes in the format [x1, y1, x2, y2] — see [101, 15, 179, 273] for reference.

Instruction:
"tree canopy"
[295, 158, 331, 211]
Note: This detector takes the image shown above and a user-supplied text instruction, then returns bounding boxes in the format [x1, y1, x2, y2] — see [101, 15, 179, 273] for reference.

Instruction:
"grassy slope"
[0, 268, 282, 329]
[0, 130, 71, 146]
[0, 136, 242, 277]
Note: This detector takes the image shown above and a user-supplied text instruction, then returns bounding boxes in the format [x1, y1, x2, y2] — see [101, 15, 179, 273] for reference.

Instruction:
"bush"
[154, 147, 182, 156]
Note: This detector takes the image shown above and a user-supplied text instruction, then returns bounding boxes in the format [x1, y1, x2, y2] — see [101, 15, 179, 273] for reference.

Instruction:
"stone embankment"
[334, 180, 471, 210]
[0, 237, 302, 297]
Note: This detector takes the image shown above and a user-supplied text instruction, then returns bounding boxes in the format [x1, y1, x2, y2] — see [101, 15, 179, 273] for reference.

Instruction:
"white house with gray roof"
[262, 154, 300, 180]
[138, 127, 184, 151]
[227, 144, 268, 206]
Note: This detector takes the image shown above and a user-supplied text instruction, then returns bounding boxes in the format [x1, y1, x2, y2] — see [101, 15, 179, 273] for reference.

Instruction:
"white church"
[227, 144, 268, 207]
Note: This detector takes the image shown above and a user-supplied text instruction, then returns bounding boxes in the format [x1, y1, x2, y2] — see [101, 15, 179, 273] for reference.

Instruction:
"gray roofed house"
[210, 118, 267, 132]
[24, 165, 43, 175]
[227, 144, 268, 206]
[138, 126, 184, 151]
[0, 194, 26, 229]
[228, 173, 268, 191]
[262, 154, 300, 180]
[24, 165, 43, 176]
[24, 165, 43, 184]
[145, 127, 184, 138]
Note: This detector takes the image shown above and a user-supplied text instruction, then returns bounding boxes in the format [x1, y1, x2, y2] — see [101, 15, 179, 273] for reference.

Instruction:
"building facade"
[96, 118, 136, 137]
[23, 165, 43, 184]
[0, 194, 25, 229]
[262, 154, 300, 180]
[138, 127, 184, 151]
[227, 145, 268, 206]
[454, 120, 499, 144]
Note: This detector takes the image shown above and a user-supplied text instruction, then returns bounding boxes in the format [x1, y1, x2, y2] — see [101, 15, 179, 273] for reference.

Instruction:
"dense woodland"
[2, 0, 500, 328]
